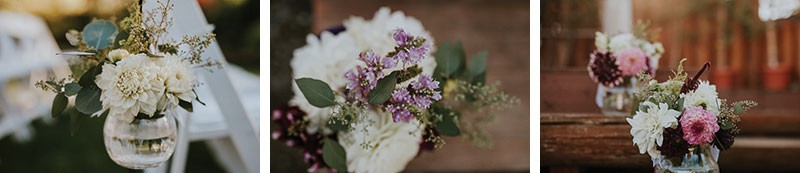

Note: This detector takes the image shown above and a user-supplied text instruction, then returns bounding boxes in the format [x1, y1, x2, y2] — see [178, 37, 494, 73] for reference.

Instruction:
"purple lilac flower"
[406, 41, 431, 64]
[391, 28, 431, 65]
[345, 66, 378, 102]
[386, 75, 442, 122]
[393, 28, 412, 46]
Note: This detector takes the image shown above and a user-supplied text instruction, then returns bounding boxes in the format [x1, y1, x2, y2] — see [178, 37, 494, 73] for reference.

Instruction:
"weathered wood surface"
[542, 69, 800, 171]
[542, 113, 800, 171]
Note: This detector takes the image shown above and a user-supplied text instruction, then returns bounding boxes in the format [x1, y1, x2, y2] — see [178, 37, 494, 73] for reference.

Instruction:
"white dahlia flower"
[337, 110, 423, 173]
[681, 80, 720, 115]
[627, 101, 680, 158]
[155, 54, 197, 109]
[95, 54, 164, 121]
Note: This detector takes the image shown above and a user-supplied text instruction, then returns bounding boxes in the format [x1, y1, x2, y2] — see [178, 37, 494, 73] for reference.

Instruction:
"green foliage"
[465, 51, 488, 84]
[322, 138, 347, 172]
[179, 100, 193, 112]
[64, 83, 82, 96]
[75, 65, 103, 115]
[52, 94, 68, 118]
[82, 20, 118, 50]
[432, 106, 460, 136]
[434, 41, 464, 78]
[294, 78, 336, 108]
[395, 65, 422, 83]
[367, 72, 397, 104]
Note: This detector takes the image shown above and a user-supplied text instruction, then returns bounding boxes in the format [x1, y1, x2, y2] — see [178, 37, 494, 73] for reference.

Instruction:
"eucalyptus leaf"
[433, 106, 461, 136]
[79, 65, 102, 87]
[434, 42, 464, 78]
[52, 94, 68, 118]
[75, 86, 102, 115]
[82, 20, 118, 50]
[720, 119, 734, 130]
[322, 138, 348, 172]
[466, 51, 488, 84]
[734, 103, 744, 114]
[295, 78, 336, 107]
[368, 72, 397, 104]
[179, 100, 193, 112]
[327, 116, 351, 132]
[64, 83, 82, 96]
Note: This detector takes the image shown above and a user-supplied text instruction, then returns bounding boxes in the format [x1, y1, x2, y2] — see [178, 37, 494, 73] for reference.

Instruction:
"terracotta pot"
[762, 65, 792, 91]
[711, 68, 734, 90]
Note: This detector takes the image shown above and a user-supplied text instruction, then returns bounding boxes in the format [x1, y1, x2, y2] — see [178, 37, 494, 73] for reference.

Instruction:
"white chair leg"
[207, 137, 247, 173]
[144, 163, 167, 173]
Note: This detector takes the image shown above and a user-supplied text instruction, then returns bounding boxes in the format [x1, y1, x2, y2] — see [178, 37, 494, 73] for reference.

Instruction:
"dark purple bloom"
[587, 51, 623, 87]
[271, 106, 333, 172]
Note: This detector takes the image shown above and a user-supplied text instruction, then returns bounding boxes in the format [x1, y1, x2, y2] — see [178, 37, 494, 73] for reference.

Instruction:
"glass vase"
[655, 145, 720, 173]
[103, 110, 178, 169]
[599, 84, 634, 116]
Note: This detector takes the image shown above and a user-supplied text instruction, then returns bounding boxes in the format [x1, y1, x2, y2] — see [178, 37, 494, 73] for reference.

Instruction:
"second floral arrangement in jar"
[588, 24, 665, 116]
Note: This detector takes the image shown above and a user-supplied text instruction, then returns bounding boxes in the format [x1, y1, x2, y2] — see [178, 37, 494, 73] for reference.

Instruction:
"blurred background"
[271, 0, 529, 172]
[542, 0, 800, 172]
[0, 0, 258, 172]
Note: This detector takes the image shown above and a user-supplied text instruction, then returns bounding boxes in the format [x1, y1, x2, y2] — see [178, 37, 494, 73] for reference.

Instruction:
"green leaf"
[466, 51, 488, 84]
[734, 103, 744, 114]
[719, 119, 734, 130]
[368, 72, 397, 104]
[79, 65, 102, 87]
[295, 78, 336, 107]
[64, 83, 82, 96]
[434, 42, 464, 78]
[327, 116, 351, 132]
[52, 94, 68, 118]
[322, 138, 347, 172]
[179, 100, 193, 112]
[75, 86, 102, 115]
[675, 98, 685, 111]
[82, 20, 118, 50]
[433, 106, 461, 136]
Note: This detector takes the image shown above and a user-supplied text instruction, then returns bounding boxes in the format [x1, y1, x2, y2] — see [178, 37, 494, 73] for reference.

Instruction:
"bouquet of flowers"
[35, 0, 217, 169]
[588, 25, 664, 87]
[272, 8, 518, 173]
[628, 59, 757, 170]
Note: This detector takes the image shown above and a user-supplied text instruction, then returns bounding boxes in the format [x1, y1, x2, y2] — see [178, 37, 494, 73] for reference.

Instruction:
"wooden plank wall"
[313, 0, 530, 172]
[542, 0, 800, 90]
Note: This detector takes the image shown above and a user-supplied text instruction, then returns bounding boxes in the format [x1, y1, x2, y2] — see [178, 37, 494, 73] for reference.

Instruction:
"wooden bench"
[542, 69, 800, 172]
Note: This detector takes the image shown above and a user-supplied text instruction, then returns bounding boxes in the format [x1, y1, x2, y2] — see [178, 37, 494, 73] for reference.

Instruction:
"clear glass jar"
[655, 145, 720, 173]
[103, 110, 178, 169]
[600, 84, 634, 116]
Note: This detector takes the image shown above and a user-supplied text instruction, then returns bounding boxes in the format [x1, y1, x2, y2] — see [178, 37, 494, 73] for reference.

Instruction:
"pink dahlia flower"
[614, 47, 647, 76]
[680, 106, 720, 145]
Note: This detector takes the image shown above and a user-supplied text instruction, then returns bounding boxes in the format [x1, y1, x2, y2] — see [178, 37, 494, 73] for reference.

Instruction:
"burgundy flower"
[271, 106, 332, 172]
[588, 51, 624, 87]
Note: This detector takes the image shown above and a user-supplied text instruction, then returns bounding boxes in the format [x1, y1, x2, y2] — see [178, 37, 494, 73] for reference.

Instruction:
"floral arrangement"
[588, 24, 664, 87]
[36, 0, 216, 124]
[628, 59, 757, 166]
[272, 8, 518, 173]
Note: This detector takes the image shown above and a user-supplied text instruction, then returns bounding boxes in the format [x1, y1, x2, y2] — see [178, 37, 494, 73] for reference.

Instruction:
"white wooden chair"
[0, 11, 69, 142]
[141, 0, 259, 172]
